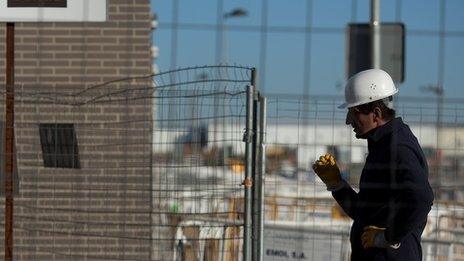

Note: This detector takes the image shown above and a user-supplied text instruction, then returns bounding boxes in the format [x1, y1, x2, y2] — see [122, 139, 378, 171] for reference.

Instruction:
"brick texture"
[0, 0, 154, 260]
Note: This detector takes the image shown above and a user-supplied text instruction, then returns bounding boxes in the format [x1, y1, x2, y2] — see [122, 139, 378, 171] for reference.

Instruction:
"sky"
[151, 0, 464, 100]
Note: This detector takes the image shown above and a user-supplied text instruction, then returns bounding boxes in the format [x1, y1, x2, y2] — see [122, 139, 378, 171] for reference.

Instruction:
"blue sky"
[151, 0, 464, 99]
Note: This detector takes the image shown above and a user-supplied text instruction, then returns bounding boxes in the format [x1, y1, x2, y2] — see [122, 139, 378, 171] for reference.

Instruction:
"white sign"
[264, 225, 349, 260]
[0, 0, 107, 22]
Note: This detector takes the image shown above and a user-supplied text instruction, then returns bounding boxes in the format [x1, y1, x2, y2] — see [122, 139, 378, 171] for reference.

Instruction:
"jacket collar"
[362, 117, 403, 143]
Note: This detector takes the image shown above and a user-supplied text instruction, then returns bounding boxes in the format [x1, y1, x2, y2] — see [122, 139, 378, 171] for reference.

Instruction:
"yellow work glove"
[361, 226, 385, 249]
[361, 225, 400, 249]
[312, 153, 342, 190]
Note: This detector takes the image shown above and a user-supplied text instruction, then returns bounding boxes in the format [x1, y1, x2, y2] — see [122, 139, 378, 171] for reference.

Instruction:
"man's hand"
[361, 226, 385, 249]
[312, 153, 342, 190]
[362, 225, 401, 249]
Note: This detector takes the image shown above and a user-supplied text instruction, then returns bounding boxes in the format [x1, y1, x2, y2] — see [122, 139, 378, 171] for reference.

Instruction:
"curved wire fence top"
[152, 66, 253, 129]
[0, 65, 254, 107]
[151, 65, 254, 213]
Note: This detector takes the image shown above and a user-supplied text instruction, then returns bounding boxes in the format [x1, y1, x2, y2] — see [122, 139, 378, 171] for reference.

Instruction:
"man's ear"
[372, 107, 383, 123]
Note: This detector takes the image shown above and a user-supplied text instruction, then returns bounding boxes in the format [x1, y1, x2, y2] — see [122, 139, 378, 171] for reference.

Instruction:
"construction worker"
[312, 69, 434, 260]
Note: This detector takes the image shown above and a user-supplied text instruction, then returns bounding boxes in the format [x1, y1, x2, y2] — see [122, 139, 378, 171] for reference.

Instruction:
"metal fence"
[263, 94, 464, 261]
[0, 65, 266, 260]
[154, 0, 464, 259]
[150, 65, 262, 260]
[1, 65, 463, 260]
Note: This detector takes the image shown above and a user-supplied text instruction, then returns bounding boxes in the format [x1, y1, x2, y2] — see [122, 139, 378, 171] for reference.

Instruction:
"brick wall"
[0, 0, 154, 260]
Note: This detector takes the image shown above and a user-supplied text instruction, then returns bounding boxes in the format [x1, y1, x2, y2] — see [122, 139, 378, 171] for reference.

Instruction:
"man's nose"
[345, 111, 352, 125]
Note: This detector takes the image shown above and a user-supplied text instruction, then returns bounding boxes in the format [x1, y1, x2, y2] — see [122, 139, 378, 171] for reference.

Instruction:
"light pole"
[217, 7, 248, 64]
[213, 6, 249, 260]
[213, 7, 248, 156]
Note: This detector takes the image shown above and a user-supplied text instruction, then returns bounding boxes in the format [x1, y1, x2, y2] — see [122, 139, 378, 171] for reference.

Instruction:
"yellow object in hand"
[361, 226, 386, 249]
[330, 156, 336, 165]
[312, 153, 342, 190]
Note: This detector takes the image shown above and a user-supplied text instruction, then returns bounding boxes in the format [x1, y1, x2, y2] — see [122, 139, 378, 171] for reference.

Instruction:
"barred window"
[39, 123, 80, 169]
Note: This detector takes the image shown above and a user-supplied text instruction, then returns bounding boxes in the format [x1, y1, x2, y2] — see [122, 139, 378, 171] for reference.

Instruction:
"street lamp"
[213, 7, 248, 156]
[224, 7, 248, 19]
[217, 7, 248, 64]
[213, 7, 248, 167]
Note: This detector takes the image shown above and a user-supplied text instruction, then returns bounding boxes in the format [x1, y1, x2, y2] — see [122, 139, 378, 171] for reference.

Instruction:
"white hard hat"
[339, 69, 398, 109]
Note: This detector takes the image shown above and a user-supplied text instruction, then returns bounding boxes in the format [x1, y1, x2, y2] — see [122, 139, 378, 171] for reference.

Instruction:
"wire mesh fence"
[0, 64, 463, 260]
[150, 65, 254, 260]
[153, 0, 464, 258]
[263, 94, 464, 261]
[0, 65, 257, 260]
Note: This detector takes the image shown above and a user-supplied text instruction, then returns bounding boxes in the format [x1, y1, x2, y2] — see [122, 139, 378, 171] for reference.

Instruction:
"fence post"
[243, 83, 255, 261]
[251, 79, 259, 260]
[255, 96, 266, 261]
[251, 70, 259, 261]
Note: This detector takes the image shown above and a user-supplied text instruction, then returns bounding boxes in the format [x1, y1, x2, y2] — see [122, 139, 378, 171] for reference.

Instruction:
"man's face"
[345, 107, 377, 138]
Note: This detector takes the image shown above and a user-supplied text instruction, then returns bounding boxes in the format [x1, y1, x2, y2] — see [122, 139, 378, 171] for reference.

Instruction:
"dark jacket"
[332, 117, 434, 261]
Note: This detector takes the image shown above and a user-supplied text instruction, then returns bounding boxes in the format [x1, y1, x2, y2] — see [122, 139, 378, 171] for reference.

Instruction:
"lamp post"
[219, 7, 247, 154]
[213, 7, 248, 153]
[216, 7, 248, 64]
[213, 6, 249, 260]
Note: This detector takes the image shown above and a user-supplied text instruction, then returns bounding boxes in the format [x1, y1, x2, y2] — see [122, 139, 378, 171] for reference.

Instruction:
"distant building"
[155, 122, 464, 164]
[155, 122, 464, 200]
